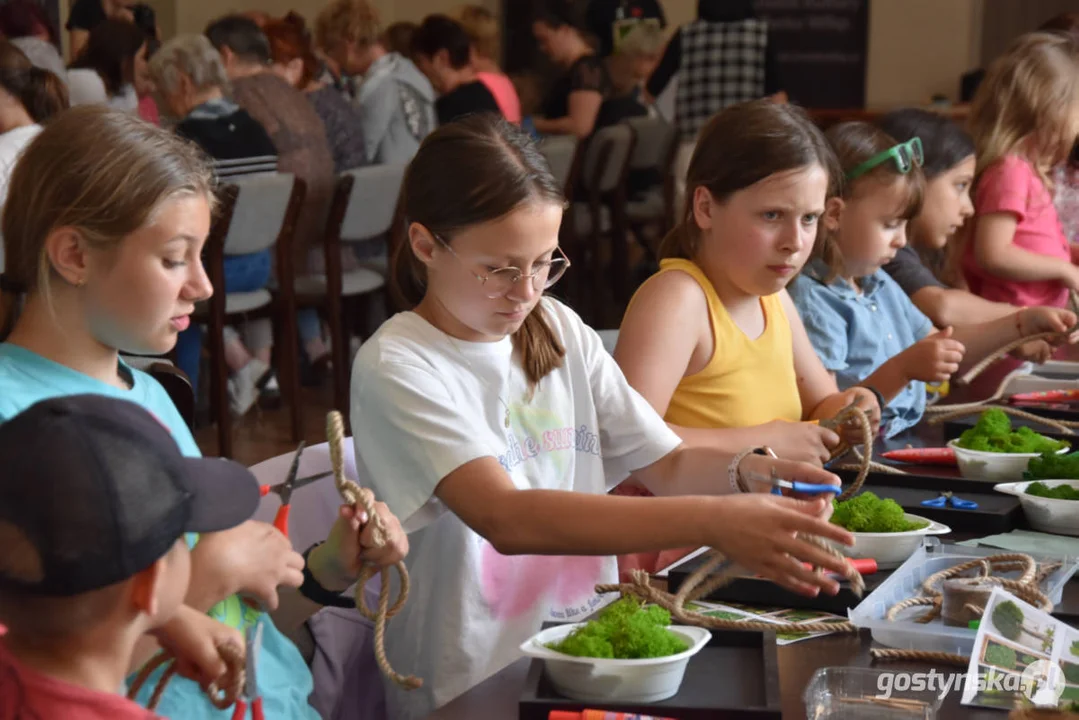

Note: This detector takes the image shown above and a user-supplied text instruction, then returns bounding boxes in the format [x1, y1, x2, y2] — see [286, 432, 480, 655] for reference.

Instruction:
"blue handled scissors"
[761, 447, 842, 496]
[921, 491, 978, 510]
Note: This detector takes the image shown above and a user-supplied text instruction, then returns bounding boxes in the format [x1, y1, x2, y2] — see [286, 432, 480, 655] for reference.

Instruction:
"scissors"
[257, 442, 336, 536]
[921, 491, 978, 510]
[232, 618, 265, 720]
[758, 446, 843, 496]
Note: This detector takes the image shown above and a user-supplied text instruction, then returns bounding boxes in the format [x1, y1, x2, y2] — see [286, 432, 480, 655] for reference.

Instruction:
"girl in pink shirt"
[962, 31, 1079, 308]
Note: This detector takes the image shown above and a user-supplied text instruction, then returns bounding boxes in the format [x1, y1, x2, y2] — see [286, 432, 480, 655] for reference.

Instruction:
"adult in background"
[646, 0, 783, 141]
[149, 32, 281, 414]
[0, 38, 66, 277]
[206, 14, 337, 372]
[382, 21, 418, 59]
[66, 18, 146, 112]
[586, 0, 665, 59]
[451, 4, 521, 123]
[263, 13, 368, 174]
[412, 14, 501, 126]
[0, 0, 67, 79]
[315, 0, 436, 165]
[65, 0, 131, 60]
[531, 0, 610, 139]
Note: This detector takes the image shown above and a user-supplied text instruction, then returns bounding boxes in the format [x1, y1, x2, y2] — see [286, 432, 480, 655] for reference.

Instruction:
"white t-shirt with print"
[349, 298, 682, 720]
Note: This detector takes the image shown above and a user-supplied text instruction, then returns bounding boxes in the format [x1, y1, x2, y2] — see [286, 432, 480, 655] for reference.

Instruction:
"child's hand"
[307, 492, 410, 592]
[756, 420, 840, 466]
[149, 606, 244, 693]
[189, 521, 305, 611]
[902, 327, 966, 383]
[1058, 263, 1079, 292]
[814, 387, 882, 438]
[706, 494, 855, 597]
[1017, 307, 1077, 338]
[1012, 339, 1055, 364]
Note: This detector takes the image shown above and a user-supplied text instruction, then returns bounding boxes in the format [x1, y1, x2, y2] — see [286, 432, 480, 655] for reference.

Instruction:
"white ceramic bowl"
[518, 622, 711, 703]
[947, 439, 1069, 482]
[832, 513, 952, 569]
[994, 479, 1079, 536]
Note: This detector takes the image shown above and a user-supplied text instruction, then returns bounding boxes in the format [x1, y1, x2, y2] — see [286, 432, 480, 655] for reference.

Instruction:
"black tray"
[837, 466, 1012, 495]
[667, 554, 889, 615]
[518, 628, 781, 720]
[855, 484, 1021, 534]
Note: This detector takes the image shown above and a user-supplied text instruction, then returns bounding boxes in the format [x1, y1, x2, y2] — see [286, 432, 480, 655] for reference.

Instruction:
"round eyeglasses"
[435, 235, 571, 299]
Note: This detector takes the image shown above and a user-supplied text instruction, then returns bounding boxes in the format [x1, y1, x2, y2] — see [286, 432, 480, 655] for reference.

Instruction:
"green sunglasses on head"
[846, 137, 924, 180]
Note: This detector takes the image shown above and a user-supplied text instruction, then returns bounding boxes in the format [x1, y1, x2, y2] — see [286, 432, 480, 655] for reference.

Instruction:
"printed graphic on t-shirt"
[497, 400, 601, 477]
[482, 400, 609, 621]
[479, 541, 606, 621]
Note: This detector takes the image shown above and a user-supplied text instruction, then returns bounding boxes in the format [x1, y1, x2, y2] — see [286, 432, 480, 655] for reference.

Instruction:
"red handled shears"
[232, 618, 264, 720]
[257, 442, 333, 536]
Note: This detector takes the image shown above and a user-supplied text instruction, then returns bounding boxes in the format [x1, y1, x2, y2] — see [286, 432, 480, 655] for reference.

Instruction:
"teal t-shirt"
[0, 343, 319, 719]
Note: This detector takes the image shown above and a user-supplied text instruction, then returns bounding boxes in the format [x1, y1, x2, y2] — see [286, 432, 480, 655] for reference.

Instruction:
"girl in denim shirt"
[789, 122, 1077, 438]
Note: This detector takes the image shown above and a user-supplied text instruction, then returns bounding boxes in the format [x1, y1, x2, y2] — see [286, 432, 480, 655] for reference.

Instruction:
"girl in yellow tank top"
[610, 101, 883, 579]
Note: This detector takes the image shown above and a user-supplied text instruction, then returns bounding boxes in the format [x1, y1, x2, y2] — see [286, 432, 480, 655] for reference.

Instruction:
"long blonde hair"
[0, 105, 214, 339]
[967, 31, 1079, 184]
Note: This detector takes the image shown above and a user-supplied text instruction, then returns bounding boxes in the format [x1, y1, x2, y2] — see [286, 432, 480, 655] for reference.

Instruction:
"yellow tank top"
[645, 258, 802, 429]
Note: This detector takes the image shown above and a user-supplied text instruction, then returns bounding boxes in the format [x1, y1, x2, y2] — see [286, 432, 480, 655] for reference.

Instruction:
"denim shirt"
[788, 259, 934, 438]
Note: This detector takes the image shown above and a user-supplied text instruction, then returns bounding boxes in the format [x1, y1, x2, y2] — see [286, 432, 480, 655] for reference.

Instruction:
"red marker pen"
[549, 712, 677, 720]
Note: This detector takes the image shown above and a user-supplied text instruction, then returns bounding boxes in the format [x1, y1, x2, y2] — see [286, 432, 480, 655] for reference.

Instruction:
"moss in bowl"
[956, 409, 1068, 454]
[1024, 481, 1079, 501]
[830, 491, 928, 533]
[545, 598, 689, 659]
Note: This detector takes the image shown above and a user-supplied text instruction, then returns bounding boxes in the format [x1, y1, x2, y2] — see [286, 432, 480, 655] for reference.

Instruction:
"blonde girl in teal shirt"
[0, 105, 409, 718]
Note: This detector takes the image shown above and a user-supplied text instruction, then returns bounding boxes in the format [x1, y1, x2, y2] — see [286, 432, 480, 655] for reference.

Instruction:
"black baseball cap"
[0, 395, 259, 596]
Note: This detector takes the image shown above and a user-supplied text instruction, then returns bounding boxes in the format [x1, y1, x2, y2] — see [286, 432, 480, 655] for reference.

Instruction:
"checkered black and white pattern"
[675, 18, 768, 140]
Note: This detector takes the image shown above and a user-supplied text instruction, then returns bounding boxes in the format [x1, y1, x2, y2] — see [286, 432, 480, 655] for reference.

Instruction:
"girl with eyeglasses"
[349, 113, 860, 720]
[789, 122, 1076, 439]
[962, 31, 1079, 309]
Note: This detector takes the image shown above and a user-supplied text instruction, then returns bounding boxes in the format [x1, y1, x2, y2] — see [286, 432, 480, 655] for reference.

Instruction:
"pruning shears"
[231, 618, 265, 720]
[256, 443, 334, 536]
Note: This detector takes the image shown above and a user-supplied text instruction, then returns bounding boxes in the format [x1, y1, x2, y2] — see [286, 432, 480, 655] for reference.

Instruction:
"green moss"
[1024, 480, 1079, 500]
[546, 598, 689, 659]
[830, 492, 928, 533]
[992, 601, 1024, 642]
[985, 644, 1017, 670]
[1063, 662, 1079, 685]
[957, 409, 1068, 454]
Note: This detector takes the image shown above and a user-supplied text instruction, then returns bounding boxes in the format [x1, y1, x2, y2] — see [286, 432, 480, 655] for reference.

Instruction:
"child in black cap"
[0, 394, 260, 719]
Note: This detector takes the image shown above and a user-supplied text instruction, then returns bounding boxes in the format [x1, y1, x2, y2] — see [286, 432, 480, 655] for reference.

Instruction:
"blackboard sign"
[754, 0, 869, 108]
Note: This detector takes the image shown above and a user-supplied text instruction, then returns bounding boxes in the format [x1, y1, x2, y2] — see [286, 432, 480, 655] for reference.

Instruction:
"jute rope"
[871, 554, 1059, 666]
[326, 410, 422, 690]
[955, 290, 1079, 388]
[594, 405, 877, 635]
[926, 404, 1078, 434]
[126, 640, 245, 711]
